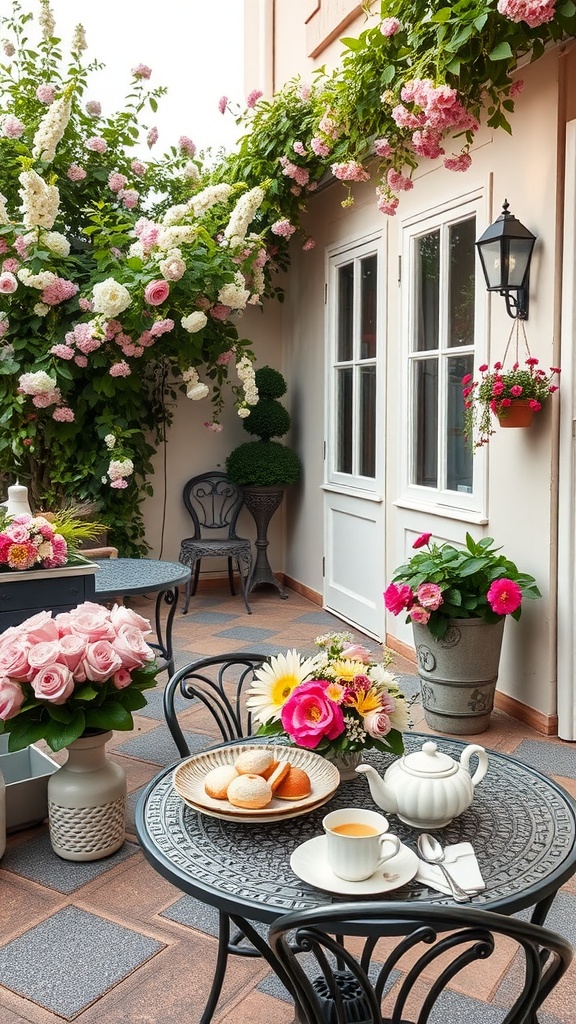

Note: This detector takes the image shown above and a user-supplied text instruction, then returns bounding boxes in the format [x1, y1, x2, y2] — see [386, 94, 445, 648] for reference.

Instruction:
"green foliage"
[253, 365, 287, 399]
[226, 440, 301, 487]
[242, 398, 290, 441]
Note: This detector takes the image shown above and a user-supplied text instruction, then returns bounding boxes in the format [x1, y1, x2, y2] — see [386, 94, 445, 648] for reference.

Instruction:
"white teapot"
[356, 740, 488, 829]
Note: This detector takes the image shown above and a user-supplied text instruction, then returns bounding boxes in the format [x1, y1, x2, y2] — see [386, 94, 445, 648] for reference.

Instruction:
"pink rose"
[280, 680, 344, 749]
[340, 643, 372, 662]
[112, 668, 132, 690]
[363, 708, 392, 739]
[409, 605, 431, 625]
[416, 583, 443, 611]
[413, 532, 432, 549]
[67, 603, 115, 642]
[17, 610, 59, 643]
[82, 640, 123, 683]
[383, 582, 414, 616]
[27, 640, 62, 670]
[109, 604, 152, 634]
[0, 637, 33, 681]
[111, 624, 155, 670]
[144, 279, 170, 305]
[32, 663, 75, 704]
[0, 676, 25, 720]
[57, 634, 87, 672]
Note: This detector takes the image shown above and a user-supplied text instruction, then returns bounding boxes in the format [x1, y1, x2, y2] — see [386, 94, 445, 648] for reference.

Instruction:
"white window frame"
[324, 231, 385, 497]
[397, 191, 488, 522]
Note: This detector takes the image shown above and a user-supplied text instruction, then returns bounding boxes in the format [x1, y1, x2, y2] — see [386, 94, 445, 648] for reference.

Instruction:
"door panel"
[324, 493, 384, 640]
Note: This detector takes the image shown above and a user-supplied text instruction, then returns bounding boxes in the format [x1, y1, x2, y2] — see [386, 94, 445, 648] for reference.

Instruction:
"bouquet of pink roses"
[245, 631, 408, 757]
[0, 601, 159, 751]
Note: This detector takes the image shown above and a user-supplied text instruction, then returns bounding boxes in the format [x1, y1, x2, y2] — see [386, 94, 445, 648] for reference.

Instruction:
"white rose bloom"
[17, 268, 57, 289]
[181, 311, 207, 333]
[33, 302, 50, 316]
[182, 366, 199, 385]
[218, 273, 250, 310]
[41, 231, 70, 257]
[237, 407, 251, 418]
[159, 255, 186, 281]
[0, 192, 10, 225]
[104, 434, 116, 449]
[128, 240, 144, 259]
[186, 382, 210, 401]
[92, 278, 131, 317]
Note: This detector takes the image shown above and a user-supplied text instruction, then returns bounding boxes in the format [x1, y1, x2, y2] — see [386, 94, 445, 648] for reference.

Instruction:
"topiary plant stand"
[242, 486, 288, 598]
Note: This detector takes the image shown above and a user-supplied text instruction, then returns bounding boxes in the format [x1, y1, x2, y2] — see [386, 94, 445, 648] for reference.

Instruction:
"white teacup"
[322, 807, 401, 881]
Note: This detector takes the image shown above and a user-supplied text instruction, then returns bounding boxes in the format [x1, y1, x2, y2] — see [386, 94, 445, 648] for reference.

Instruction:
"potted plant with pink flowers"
[384, 532, 541, 734]
[245, 631, 409, 780]
[0, 600, 160, 860]
[462, 357, 560, 449]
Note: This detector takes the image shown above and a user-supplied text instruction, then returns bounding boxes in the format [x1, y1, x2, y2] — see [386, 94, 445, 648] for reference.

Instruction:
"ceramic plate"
[173, 744, 340, 823]
[290, 836, 419, 895]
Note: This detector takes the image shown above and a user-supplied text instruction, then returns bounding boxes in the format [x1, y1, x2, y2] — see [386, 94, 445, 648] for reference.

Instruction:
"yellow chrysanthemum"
[245, 649, 316, 724]
[325, 681, 346, 703]
[330, 658, 367, 683]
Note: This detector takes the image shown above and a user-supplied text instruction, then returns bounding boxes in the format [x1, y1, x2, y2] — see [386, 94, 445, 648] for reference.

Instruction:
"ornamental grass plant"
[385, 531, 541, 639]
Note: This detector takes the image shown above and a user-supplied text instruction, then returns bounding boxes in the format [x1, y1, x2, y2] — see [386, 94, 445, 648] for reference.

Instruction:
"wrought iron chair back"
[163, 652, 270, 758]
[179, 472, 253, 614]
[268, 901, 573, 1024]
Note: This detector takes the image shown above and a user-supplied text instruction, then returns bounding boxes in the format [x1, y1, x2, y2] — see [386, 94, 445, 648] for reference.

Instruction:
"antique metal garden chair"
[179, 471, 253, 614]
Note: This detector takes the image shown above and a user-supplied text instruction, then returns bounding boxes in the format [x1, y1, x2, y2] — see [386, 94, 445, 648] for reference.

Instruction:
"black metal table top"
[135, 733, 576, 925]
[93, 558, 190, 599]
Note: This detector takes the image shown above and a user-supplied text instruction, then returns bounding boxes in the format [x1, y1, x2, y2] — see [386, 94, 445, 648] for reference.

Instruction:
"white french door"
[323, 234, 385, 640]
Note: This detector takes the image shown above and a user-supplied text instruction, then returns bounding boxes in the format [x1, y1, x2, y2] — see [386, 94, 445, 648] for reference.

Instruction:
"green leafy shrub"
[226, 441, 301, 487]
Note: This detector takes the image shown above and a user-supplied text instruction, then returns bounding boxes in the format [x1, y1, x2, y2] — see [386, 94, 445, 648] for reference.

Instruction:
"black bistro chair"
[268, 901, 573, 1024]
[179, 471, 253, 614]
[163, 652, 271, 1020]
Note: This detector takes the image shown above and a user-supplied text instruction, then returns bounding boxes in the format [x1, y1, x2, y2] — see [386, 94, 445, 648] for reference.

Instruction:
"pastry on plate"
[234, 749, 275, 776]
[275, 766, 311, 800]
[227, 773, 272, 809]
[204, 764, 239, 799]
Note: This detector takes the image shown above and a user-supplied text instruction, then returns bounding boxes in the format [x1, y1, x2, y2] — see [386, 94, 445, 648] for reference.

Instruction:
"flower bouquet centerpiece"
[245, 632, 409, 767]
[462, 357, 560, 448]
[0, 505, 104, 573]
[385, 531, 541, 640]
[0, 601, 159, 751]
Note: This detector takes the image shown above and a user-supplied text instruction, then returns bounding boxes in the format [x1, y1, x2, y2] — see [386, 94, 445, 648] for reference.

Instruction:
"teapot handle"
[460, 744, 489, 788]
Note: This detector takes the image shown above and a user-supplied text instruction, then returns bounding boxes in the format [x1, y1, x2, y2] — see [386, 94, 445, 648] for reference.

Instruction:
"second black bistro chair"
[163, 652, 271, 1021]
[269, 901, 573, 1024]
[179, 471, 253, 615]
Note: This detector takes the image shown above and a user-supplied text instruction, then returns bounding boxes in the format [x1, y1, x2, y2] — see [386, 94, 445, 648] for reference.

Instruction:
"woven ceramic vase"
[47, 730, 126, 862]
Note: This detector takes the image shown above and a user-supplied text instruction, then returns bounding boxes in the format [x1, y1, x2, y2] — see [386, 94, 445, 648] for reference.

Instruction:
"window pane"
[447, 354, 473, 493]
[336, 367, 353, 473]
[415, 231, 440, 352]
[360, 255, 377, 360]
[413, 358, 438, 487]
[359, 366, 376, 477]
[337, 263, 354, 361]
[448, 218, 476, 348]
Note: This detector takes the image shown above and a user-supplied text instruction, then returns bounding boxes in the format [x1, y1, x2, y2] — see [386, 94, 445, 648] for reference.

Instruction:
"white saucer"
[290, 835, 419, 896]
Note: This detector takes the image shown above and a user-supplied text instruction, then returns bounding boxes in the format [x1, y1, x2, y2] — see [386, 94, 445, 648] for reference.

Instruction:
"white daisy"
[245, 650, 316, 724]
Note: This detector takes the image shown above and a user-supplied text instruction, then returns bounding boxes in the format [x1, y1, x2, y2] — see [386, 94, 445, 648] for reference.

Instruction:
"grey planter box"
[0, 562, 98, 631]
[0, 742, 60, 832]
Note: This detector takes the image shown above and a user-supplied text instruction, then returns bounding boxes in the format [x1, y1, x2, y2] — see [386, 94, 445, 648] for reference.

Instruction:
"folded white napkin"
[415, 842, 485, 895]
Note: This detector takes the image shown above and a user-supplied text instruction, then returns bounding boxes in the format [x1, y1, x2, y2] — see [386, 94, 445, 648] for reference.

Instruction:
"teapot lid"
[403, 741, 457, 777]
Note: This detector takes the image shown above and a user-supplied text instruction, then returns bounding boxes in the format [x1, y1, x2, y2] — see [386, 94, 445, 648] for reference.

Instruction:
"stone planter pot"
[47, 730, 126, 862]
[412, 618, 506, 735]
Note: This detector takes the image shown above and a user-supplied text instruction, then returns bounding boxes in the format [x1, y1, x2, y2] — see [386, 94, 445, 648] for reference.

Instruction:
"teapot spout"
[355, 763, 398, 815]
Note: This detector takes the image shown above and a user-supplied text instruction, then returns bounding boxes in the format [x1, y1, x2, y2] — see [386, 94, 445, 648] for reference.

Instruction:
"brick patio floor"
[1, 583, 575, 1023]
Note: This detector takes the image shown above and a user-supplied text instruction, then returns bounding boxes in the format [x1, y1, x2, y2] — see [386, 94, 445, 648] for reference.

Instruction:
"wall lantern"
[475, 200, 536, 320]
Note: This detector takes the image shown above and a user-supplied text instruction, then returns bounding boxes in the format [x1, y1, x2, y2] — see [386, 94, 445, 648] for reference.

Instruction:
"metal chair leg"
[183, 560, 200, 614]
[236, 557, 252, 615]
[227, 557, 236, 596]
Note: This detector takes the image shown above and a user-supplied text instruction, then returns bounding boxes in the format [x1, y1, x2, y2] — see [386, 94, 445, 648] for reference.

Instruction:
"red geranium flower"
[412, 532, 432, 549]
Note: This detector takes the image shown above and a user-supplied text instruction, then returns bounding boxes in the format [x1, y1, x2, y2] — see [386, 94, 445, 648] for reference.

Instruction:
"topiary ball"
[254, 366, 287, 400]
[226, 441, 301, 487]
[242, 397, 291, 440]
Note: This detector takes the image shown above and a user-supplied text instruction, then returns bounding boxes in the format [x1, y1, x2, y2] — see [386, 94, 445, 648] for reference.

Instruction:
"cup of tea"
[322, 807, 401, 881]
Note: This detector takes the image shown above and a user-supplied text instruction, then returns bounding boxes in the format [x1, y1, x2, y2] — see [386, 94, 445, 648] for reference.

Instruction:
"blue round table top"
[93, 558, 190, 599]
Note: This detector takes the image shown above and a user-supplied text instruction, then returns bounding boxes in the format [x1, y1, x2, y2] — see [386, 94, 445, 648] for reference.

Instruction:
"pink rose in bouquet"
[0, 514, 68, 572]
[0, 601, 159, 751]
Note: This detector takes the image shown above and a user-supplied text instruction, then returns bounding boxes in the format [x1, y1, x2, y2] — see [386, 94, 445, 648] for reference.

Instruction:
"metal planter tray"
[0, 743, 60, 832]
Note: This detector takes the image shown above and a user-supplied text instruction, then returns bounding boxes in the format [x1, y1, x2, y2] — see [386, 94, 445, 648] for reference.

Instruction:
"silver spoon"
[417, 833, 472, 903]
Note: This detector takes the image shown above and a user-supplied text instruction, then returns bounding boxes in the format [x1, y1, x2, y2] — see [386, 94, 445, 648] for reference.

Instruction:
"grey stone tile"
[513, 739, 576, 780]
[293, 612, 350, 626]
[0, 905, 163, 1018]
[133, 686, 188, 721]
[114, 726, 213, 766]
[215, 625, 277, 641]
[179, 610, 240, 624]
[0, 832, 139, 893]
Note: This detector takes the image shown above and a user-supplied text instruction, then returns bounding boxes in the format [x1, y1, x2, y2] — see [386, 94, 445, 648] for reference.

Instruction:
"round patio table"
[135, 733, 576, 1022]
[93, 558, 190, 676]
